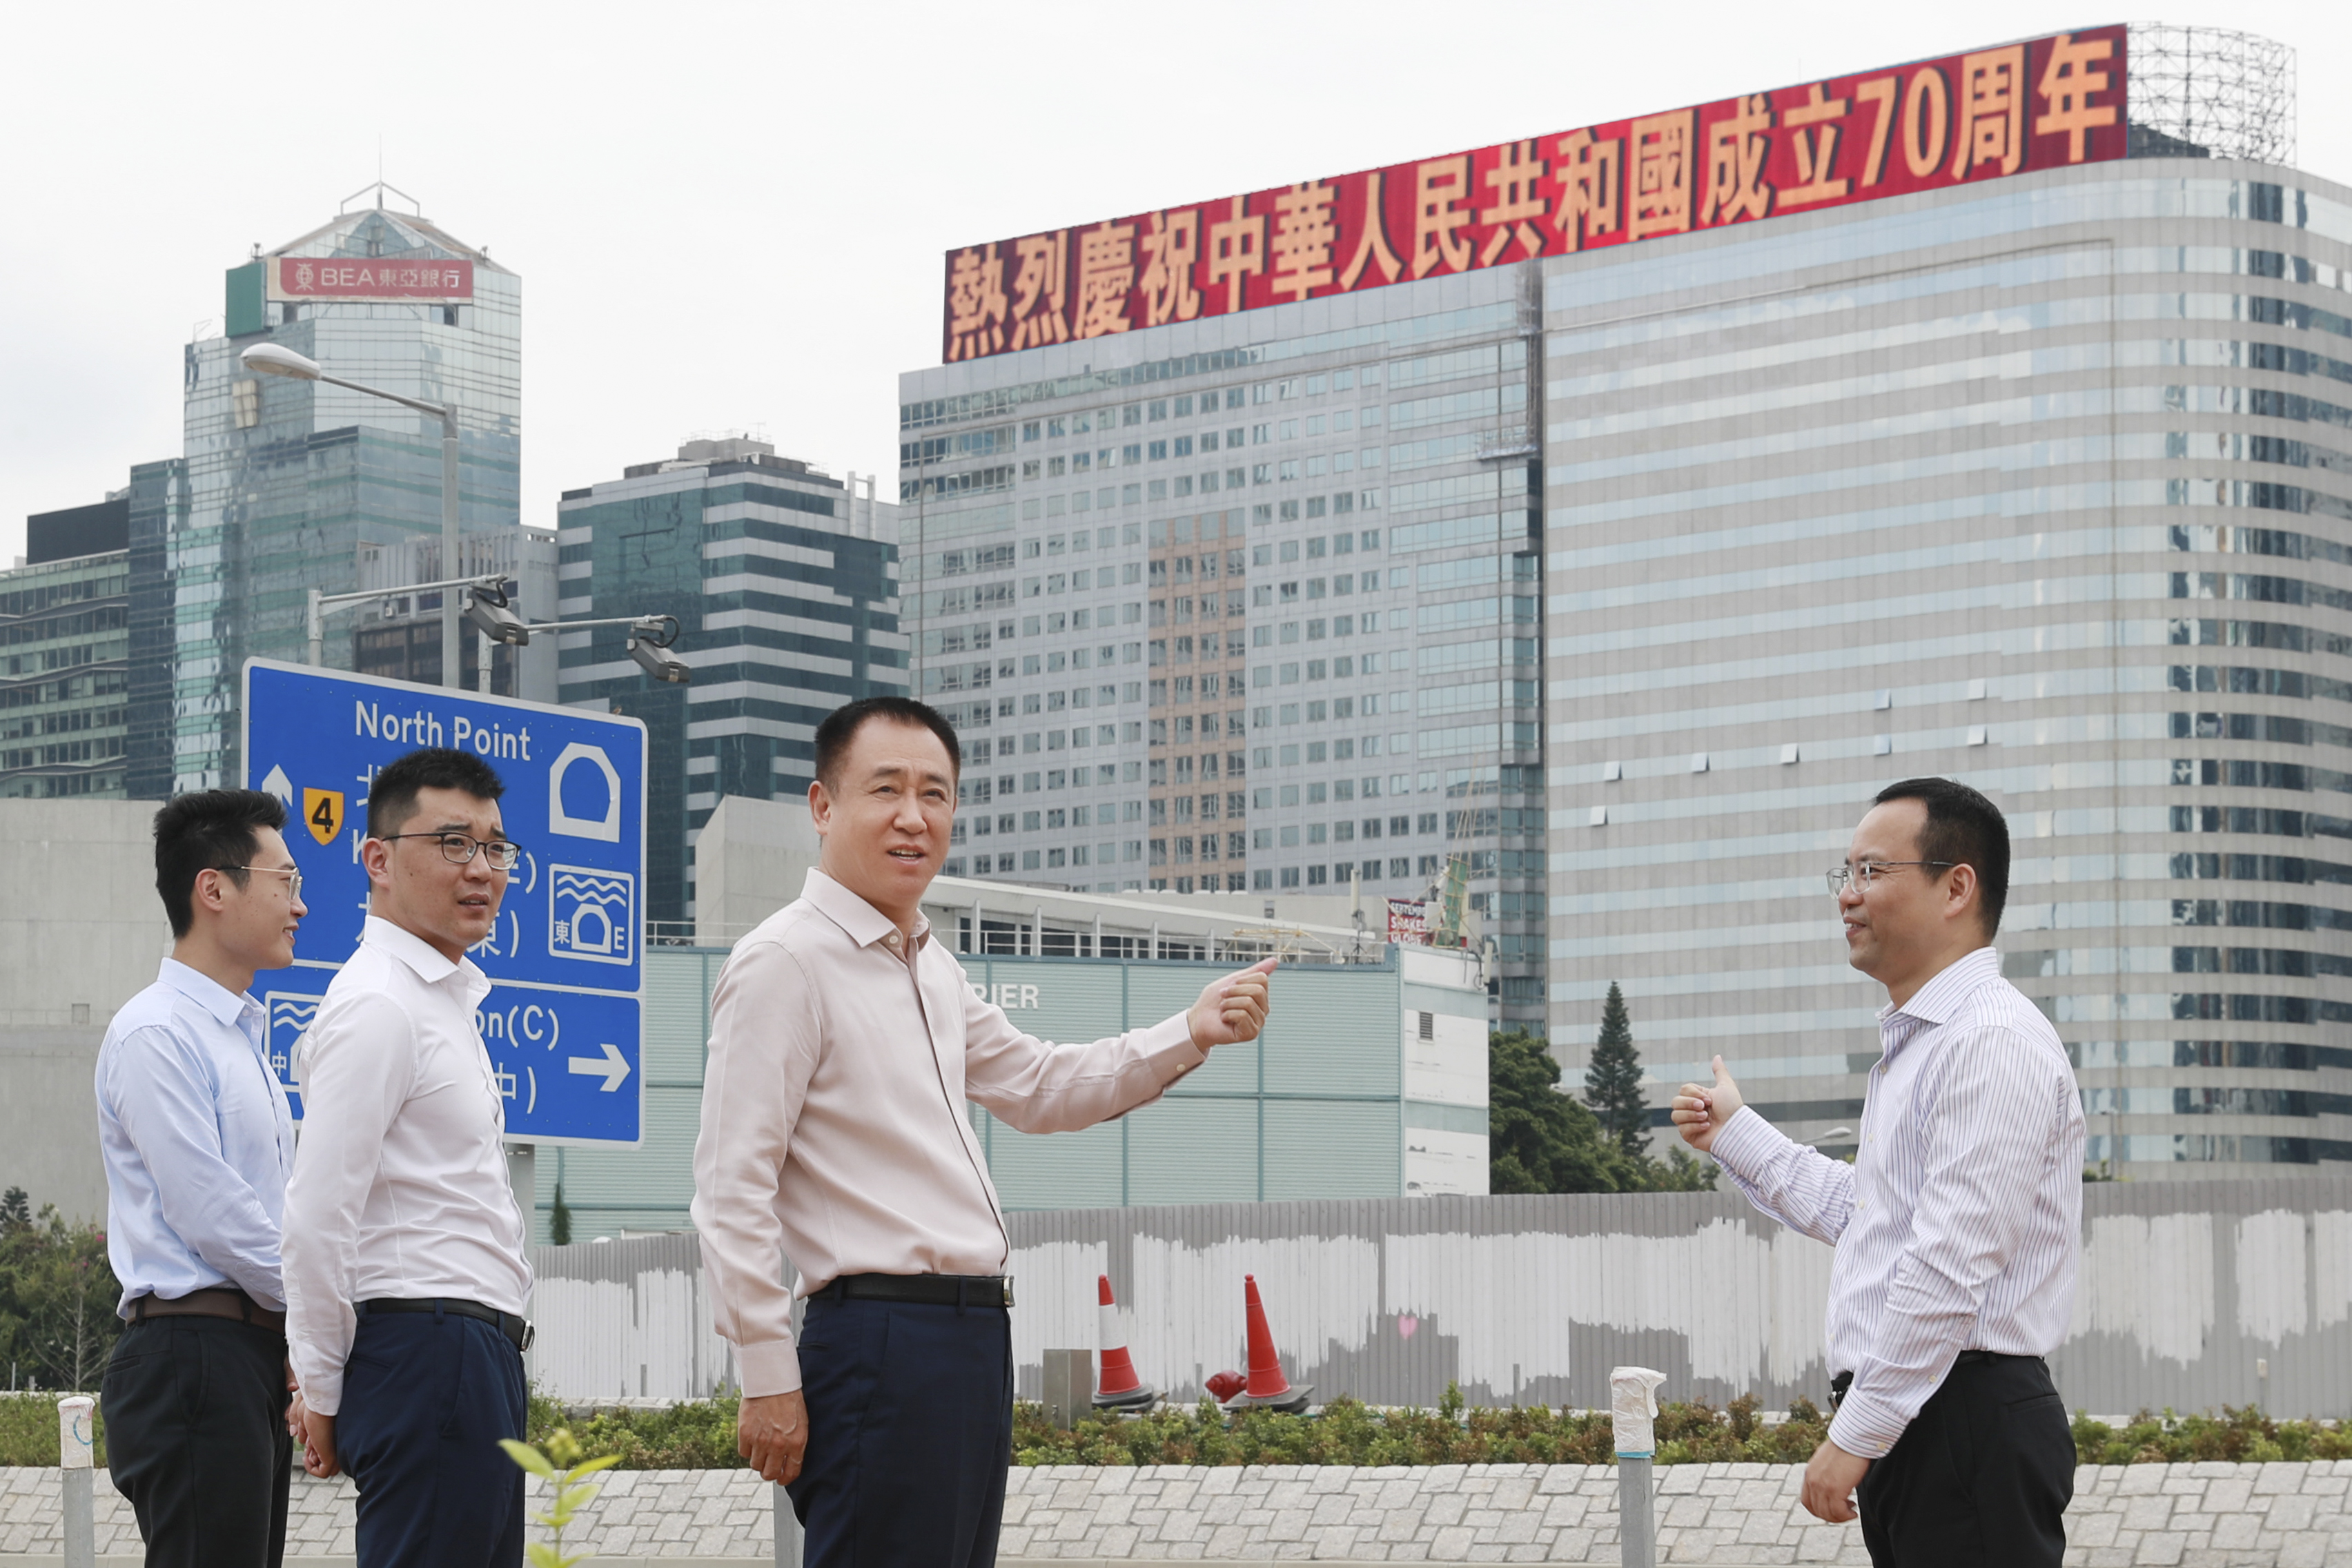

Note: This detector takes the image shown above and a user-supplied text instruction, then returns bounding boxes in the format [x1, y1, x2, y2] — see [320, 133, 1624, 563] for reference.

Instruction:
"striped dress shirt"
[1709, 946, 2085, 1459]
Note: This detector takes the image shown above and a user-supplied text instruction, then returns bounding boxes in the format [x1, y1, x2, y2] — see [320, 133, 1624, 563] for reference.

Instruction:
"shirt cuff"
[1827, 1389, 1904, 1460]
[737, 1338, 803, 1398]
[1706, 1105, 1781, 1181]
[1142, 1012, 1208, 1084]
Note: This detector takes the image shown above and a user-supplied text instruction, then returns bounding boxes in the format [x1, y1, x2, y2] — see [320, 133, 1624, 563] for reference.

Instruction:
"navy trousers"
[334, 1308, 527, 1568]
[787, 1293, 1014, 1567]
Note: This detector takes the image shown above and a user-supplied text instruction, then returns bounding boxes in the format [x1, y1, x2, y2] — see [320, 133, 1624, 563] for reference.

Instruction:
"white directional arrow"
[261, 765, 294, 805]
[567, 1041, 630, 1092]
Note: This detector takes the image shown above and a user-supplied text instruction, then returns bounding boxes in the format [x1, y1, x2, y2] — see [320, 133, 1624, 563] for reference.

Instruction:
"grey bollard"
[59, 1395, 95, 1568]
[1040, 1348, 1092, 1429]
[1609, 1367, 1666, 1568]
[774, 1480, 802, 1567]
[1617, 1454, 1655, 1568]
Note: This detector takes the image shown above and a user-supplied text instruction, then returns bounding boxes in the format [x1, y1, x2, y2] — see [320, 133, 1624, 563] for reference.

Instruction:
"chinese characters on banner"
[943, 28, 2124, 362]
[268, 256, 477, 302]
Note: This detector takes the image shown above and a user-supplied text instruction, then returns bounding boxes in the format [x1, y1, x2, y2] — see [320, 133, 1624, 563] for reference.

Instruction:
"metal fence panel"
[522, 1180, 2352, 1417]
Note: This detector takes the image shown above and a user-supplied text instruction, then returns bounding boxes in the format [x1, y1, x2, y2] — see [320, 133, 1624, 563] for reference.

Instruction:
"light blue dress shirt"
[95, 957, 297, 1315]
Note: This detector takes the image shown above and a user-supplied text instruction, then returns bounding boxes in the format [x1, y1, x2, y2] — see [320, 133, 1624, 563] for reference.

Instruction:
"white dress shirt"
[1709, 947, 2085, 1459]
[95, 959, 296, 1313]
[692, 870, 1209, 1398]
[282, 917, 532, 1415]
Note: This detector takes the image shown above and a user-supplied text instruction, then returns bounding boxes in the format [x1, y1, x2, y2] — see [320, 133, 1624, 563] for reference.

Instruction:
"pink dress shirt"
[690, 869, 1207, 1397]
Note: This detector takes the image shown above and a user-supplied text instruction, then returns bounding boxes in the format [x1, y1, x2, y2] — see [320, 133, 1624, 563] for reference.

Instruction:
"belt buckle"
[1002, 1275, 1015, 1309]
[1829, 1370, 1853, 1412]
[518, 1318, 536, 1353]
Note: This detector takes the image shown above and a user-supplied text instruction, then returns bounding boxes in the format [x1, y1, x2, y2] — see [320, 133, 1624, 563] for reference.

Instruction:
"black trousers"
[334, 1309, 527, 1568]
[787, 1293, 1014, 1567]
[1856, 1353, 2075, 1568]
[100, 1315, 292, 1568]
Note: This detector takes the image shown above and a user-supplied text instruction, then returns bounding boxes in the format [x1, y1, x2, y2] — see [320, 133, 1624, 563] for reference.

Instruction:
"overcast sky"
[3, 1, 2346, 564]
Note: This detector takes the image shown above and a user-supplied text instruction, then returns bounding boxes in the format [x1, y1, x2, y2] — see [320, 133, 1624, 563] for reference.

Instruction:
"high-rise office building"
[1542, 30, 2349, 1179]
[556, 435, 905, 927]
[902, 26, 2352, 1170]
[129, 187, 522, 794]
[1, 495, 133, 798]
[901, 216, 1542, 1018]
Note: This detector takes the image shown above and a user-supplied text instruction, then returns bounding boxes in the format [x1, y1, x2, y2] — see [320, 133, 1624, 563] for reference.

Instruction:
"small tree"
[550, 1182, 574, 1248]
[1489, 1030, 1632, 1194]
[1584, 983, 1649, 1159]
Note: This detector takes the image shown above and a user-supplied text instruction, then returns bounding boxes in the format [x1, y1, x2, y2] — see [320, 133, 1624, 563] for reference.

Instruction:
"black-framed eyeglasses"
[376, 832, 523, 870]
[1825, 860, 1956, 896]
[219, 865, 304, 901]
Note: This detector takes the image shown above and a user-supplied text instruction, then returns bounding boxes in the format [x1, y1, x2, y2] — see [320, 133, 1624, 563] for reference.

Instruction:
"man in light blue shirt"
[97, 788, 308, 1568]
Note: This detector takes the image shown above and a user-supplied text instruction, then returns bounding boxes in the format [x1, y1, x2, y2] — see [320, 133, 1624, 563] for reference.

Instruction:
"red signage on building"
[1387, 899, 1431, 947]
[941, 27, 2125, 362]
[269, 256, 475, 302]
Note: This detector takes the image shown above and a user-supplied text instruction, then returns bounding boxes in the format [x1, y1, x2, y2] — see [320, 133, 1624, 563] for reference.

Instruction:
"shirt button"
[885, 932, 900, 946]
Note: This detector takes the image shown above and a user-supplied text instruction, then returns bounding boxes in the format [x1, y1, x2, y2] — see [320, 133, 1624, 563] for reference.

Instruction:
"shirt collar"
[801, 868, 931, 953]
[1883, 945, 2002, 1028]
[362, 914, 487, 990]
[156, 957, 261, 1028]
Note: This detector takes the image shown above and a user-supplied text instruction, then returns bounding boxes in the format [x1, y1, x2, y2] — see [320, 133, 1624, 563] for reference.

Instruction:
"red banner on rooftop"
[941, 27, 2126, 363]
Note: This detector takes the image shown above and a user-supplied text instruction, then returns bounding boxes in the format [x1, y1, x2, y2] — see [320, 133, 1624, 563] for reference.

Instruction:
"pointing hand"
[1669, 1055, 1745, 1155]
[1187, 958, 1277, 1050]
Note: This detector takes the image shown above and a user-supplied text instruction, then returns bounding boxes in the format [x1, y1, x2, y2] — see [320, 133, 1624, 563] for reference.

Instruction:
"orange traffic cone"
[1219, 1273, 1312, 1413]
[1092, 1275, 1159, 1411]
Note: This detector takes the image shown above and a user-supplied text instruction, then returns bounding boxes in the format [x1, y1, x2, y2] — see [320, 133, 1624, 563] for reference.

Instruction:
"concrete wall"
[0, 801, 171, 1222]
[0, 801, 170, 1030]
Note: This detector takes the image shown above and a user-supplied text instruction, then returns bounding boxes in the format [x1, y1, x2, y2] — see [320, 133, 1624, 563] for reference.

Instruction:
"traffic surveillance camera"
[462, 584, 531, 647]
[628, 618, 690, 685]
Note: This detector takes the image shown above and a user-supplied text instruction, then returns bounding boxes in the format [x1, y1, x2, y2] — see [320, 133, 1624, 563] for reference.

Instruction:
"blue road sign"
[242, 658, 647, 1146]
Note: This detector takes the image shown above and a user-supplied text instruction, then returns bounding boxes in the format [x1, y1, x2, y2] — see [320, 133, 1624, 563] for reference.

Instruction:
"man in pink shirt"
[691, 696, 1273, 1567]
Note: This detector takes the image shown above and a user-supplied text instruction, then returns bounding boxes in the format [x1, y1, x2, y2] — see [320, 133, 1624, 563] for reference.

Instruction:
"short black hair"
[813, 697, 961, 790]
[367, 747, 508, 838]
[1874, 776, 2010, 937]
[154, 790, 286, 939]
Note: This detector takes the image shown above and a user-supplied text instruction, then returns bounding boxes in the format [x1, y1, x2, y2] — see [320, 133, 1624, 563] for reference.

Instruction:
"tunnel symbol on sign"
[550, 865, 634, 966]
[548, 743, 621, 841]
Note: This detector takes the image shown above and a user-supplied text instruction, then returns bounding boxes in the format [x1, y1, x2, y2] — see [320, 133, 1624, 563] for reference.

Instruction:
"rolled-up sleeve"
[690, 939, 822, 1398]
[280, 994, 415, 1415]
[961, 986, 1205, 1135]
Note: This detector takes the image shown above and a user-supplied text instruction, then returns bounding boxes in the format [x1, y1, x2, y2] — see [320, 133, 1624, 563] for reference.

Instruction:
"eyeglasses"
[1825, 860, 1956, 896]
[220, 865, 304, 901]
[376, 832, 523, 870]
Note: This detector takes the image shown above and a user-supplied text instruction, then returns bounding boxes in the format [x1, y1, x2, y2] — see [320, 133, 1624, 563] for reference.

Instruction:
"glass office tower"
[556, 438, 905, 928]
[898, 271, 1550, 1023]
[133, 196, 522, 794]
[1544, 147, 2352, 1179]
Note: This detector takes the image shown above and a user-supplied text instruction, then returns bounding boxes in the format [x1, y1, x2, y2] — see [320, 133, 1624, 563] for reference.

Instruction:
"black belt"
[360, 1297, 535, 1352]
[1830, 1351, 2044, 1410]
[815, 1273, 1013, 1309]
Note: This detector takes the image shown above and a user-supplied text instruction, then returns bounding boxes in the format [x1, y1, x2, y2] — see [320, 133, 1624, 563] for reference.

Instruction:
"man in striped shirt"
[1672, 777, 2084, 1568]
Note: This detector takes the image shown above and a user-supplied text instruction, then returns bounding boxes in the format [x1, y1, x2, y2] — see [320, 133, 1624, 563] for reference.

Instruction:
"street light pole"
[440, 406, 461, 692]
[242, 342, 464, 688]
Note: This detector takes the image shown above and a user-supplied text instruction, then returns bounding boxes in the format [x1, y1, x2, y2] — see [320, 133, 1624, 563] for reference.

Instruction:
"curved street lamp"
[242, 342, 465, 687]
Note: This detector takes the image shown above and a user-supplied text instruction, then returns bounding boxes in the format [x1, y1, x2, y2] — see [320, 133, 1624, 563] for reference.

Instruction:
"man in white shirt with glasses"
[1672, 777, 2083, 1568]
[282, 747, 535, 1568]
